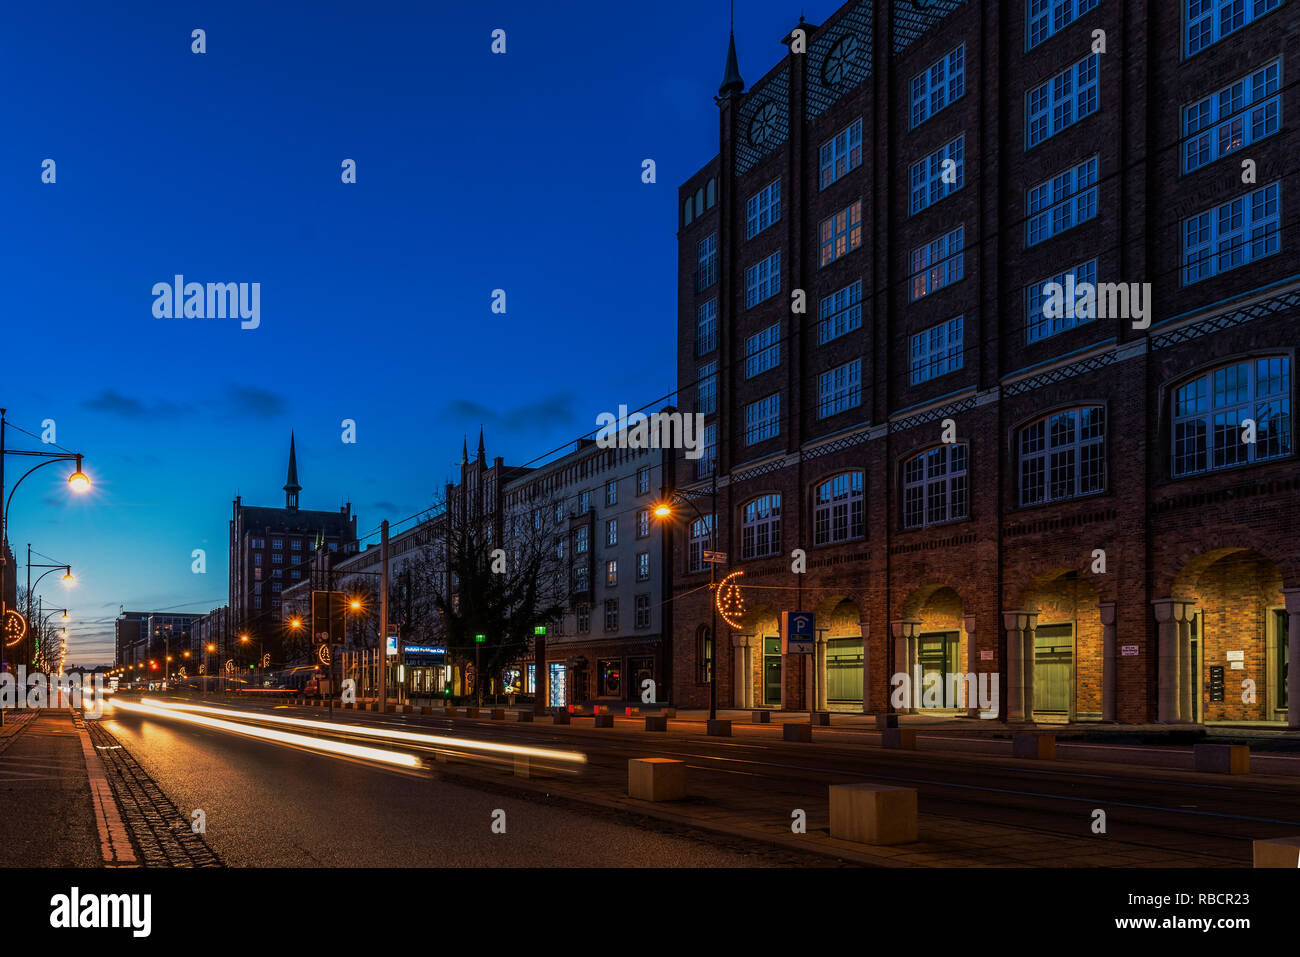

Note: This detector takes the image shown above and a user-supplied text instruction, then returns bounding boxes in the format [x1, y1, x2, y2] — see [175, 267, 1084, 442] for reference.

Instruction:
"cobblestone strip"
[85, 717, 223, 868]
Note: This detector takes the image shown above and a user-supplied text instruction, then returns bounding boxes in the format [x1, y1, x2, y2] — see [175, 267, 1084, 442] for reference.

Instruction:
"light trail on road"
[110, 698, 422, 769]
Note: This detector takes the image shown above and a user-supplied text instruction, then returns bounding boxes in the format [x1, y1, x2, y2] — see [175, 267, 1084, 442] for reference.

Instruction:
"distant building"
[228, 433, 358, 638]
[113, 610, 196, 674]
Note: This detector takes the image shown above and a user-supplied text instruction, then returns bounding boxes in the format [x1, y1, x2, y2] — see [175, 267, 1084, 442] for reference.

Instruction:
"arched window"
[688, 514, 714, 573]
[813, 471, 864, 545]
[696, 625, 713, 683]
[706, 178, 717, 208]
[741, 494, 782, 559]
[695, 188, 705, 217]
[1018, 406, 1105, 506]
[902, 445, 968, 529]
[1173, 356, 1291, 476]
[683, 198, 693, 226]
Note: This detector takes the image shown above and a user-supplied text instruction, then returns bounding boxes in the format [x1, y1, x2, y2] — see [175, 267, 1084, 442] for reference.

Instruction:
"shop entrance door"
[917, 632, 960, 708]
[1033, 624, 1073, 717]
[763, 636, 782, 706]
[1275, 609, 1289, 720]
[826, 637, 863, 708]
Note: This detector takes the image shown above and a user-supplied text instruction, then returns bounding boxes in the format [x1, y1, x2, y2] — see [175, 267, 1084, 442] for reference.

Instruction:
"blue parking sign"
[782, 611, 815, 654]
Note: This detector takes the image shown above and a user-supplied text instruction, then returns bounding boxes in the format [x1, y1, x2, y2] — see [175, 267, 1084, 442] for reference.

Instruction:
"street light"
[653, 482, 720, 723]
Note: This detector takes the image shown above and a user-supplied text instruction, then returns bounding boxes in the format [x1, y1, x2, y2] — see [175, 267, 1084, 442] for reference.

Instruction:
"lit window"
[819, 201, 863, 266]
[909, 225, 964, 299]
[1182, 60, 1280, 173]
[637, 552, 651, 581]
[606, 560, 618, 586]
[813, 472, 864, 545]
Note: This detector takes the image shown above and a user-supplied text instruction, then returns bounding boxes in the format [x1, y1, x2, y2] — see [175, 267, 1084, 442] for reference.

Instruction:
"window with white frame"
[910, 316, 964, 384]
[636, 467, 650, 495]
[555, 502, 565, 523]
[635, 594, 651, 629]
[697, 233, 717, 292]
[813, 472, 865, 545]
[637, 551, 651, 581]
[819, 118, 863, 190]
[745, 324, 781, 378]
[605, 599, 619, 631]
[1027, 0, 1098, 49]
[911, 44, 965, 127]
[1026, 156, 1098, 246]
[1186, 0, 1281, 57]
[1025, 259, 1098, 342]
[606, 559, 618, 587]
[697, 362, 717, 415]
[575, 526, 589, 554]
[606, 518, 617, 547]
[741, 494, 782, 559]
[746, 179, 782, 239]
[688, 515, 714, 573]
[606, 479, 617, 506]
[820, 200, 863, 266]
[576, 604, 590, 633]
[903, 444, 968, 528]
[1173, 356, 1291, 476]
[745, 394, 781, 445]
[1026, 53, 1099, 149]
[1183, 60, 1281, 173]
[745, 252, 782, 308]
[910, 135, 964, 214]
[819, 360, 862, 418]
[909, 225, 964, 300]
[1019, 406, 1106, 506]
[698, 424, 717, 479]
[696, 299, 717, 355]
[637, 508, 650, 538]
[1182, 181, 1280, 285]
[818, 281, 863, 344]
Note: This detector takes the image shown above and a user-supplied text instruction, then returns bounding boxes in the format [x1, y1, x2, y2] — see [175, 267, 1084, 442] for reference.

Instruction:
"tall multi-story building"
[228, 433, 358, 637]
[673, 0, 1299, 725]
[114, 610, 197, 670]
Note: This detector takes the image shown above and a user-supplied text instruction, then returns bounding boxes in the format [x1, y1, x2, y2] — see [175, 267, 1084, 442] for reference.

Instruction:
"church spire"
[284, 432, 301, 510]
[718, 28, 745, 99]
[477, 426, 485, 464]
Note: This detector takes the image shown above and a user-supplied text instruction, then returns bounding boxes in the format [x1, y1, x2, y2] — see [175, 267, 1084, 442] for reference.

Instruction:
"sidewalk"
[0, 710, 105, 867]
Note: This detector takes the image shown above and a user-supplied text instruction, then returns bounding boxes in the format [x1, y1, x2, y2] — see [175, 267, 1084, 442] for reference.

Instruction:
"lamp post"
[240, 632, 264, 688]
[653, 470, 720, 722]
[0, 409, 90, 669]
[37, 607, 69, 672]
[24, 549, 74, 667]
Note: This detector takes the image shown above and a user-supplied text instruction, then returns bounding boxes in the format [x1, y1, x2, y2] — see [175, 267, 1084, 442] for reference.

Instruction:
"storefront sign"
[979, 649, 994, 661]
[1121, 645, 1139, 656]
[1225, 650, 1244, 661]
[781, 611, 814, 654]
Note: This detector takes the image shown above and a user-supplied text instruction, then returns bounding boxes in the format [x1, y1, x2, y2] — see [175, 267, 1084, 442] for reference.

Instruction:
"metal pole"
[379, 520, 389, 713]
[710, 469, 717, 722]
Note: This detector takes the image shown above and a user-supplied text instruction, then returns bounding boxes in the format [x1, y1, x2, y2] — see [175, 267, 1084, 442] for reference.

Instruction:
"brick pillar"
[732, 634, 753, 709]
[1152, 599, 1193, 722]
[1023, 613, 1038, 721]
[964, 615, 979, 718]
[891, 620, 919, 712]
[1003, 612, 1027, 722]
[859, 617, 871, 714]
[1285, 589, 1300, 729]
[1100, 601, 1117, 722]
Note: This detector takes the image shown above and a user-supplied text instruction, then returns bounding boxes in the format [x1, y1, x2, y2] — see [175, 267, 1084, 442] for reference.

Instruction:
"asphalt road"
[99, 708, 810, 867]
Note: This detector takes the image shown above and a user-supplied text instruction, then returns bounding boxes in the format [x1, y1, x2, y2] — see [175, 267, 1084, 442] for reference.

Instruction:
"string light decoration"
[715, 570, 746, 629]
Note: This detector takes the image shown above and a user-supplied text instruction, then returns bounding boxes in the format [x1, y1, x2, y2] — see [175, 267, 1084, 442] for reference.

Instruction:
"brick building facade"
[672, 0, 1300, 725]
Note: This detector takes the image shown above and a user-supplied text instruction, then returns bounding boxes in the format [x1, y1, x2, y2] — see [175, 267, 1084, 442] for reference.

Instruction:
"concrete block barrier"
[420, 706, 433, 715]
[490, 708, 505, 720]
[706, 719, 732, 737]
[1194, 743, 1250, 774]
[812, 712, 830, 726]
[444, 707, 458, 717]
[1012, 733, 1055, 760]
[465, 707, 480, 718]
[1253, 836, 1300, 867]
[783, 723, 812, 742]
[881, 728, 917, 750]
[644, 716, 667, 732]
[830, 784, 918, 845]
[875, 714, 899, 729]
[515, 711, 533, 722]
[551, 712, 571, 725]
[593, 714, 614, 728]
[628, 758, 686, 801]
[751, 710, 770, 723]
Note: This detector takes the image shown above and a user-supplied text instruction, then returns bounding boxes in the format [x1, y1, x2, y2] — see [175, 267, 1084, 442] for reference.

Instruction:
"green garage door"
[826, 638, 863, 706]
[1034, 624, 1073, 716]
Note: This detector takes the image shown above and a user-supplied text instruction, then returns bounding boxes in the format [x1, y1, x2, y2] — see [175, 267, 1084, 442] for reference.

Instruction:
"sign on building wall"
[781, 611, 815, 654]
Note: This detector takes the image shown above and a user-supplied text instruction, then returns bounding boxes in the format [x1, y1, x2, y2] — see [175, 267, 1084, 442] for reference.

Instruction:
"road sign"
[385, 627, 399, 657]
[703, 550, 728, 564]
[781, 611, 815, 654]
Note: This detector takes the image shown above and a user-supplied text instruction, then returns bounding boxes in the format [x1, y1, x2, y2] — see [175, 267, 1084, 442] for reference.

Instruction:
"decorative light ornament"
[715, 570, 746, 629]
[2, 609, 28, 647]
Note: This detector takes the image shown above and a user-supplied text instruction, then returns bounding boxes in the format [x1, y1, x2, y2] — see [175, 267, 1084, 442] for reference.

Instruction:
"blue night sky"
[1, 0, 829, 663]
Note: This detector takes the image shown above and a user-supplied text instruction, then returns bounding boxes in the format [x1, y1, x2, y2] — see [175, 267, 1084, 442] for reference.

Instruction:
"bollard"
[552, 711, 571, 725]
[812, 712, 830, 726]
[466, 707, 480, 718]
[1253, 836, 1300, 867]
[444, 707, 459, 717]
[593, 714, 614, 728]
[875, 714, 899, 729]
[783, 723, 812, 742]
[516, 711, 533, 722]
[881, 728, 917, 750]
[829, 783, 918, 845]
[644, 715, 667, 732]
[628, 758, 686, 801]
[1012, 733, 1055, 760]
[707, 719, 731, 737]
[752, 710, 771, 724]
[1194, 743, 1250, 774]
[490, 708, 505, 720]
